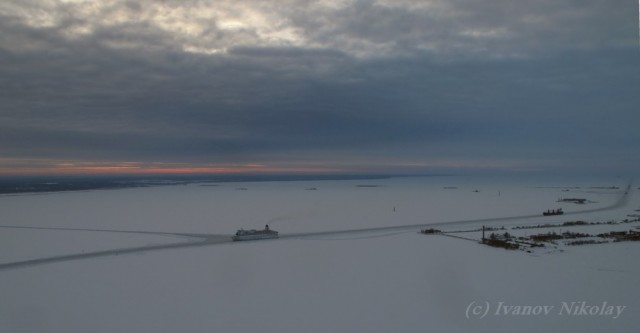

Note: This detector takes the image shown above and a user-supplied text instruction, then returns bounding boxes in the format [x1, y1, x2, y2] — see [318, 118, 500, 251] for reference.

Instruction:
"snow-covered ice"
[0, 175, 637, 332]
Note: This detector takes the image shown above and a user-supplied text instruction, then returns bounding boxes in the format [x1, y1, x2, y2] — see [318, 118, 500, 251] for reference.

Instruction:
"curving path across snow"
[0, 182, 632, 271]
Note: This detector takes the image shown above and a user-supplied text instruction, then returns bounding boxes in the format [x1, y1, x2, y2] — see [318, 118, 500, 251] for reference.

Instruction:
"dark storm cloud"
[0, 0, 638, 173]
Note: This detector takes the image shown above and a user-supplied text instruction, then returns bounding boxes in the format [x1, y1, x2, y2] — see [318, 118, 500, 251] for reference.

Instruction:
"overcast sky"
[0, 0, 638, 176]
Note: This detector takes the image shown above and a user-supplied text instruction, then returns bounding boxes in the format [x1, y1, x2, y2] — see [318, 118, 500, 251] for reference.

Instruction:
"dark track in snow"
[0, 183, 632, 271]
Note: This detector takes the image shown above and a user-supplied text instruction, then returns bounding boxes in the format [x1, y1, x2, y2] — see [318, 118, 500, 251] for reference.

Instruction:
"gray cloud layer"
[0, 0, 638, 174]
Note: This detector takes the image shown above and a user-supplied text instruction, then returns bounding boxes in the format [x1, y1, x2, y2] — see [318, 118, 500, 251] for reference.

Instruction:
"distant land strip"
[0, 174, 398, 195]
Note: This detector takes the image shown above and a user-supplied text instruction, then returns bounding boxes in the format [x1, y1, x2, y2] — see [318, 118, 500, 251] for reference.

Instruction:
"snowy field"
[0, 175, 638, 332]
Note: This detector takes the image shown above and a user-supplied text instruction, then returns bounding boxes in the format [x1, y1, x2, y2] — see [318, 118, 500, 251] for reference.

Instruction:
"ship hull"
[232, 234, 279, 241]
[232, 232, 279, 241]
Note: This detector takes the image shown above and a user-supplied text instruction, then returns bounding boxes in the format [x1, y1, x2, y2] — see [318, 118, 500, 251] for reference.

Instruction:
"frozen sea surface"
[0, 175, 637, 332]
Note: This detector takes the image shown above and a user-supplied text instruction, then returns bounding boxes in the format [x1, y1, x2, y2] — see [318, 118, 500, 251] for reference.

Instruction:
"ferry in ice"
[232, 224, 279, 241]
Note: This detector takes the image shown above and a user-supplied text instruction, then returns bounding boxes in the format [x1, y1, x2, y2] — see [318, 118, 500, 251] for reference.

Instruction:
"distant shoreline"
[0, 174, 450, 195]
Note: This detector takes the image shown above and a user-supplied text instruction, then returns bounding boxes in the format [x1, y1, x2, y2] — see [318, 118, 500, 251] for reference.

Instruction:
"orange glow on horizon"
[0, 157, 542, 177]
[0, 161, 347, 176]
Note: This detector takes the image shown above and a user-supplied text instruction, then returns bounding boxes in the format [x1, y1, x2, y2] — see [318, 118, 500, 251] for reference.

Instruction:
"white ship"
[232, 224, 279, 241]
